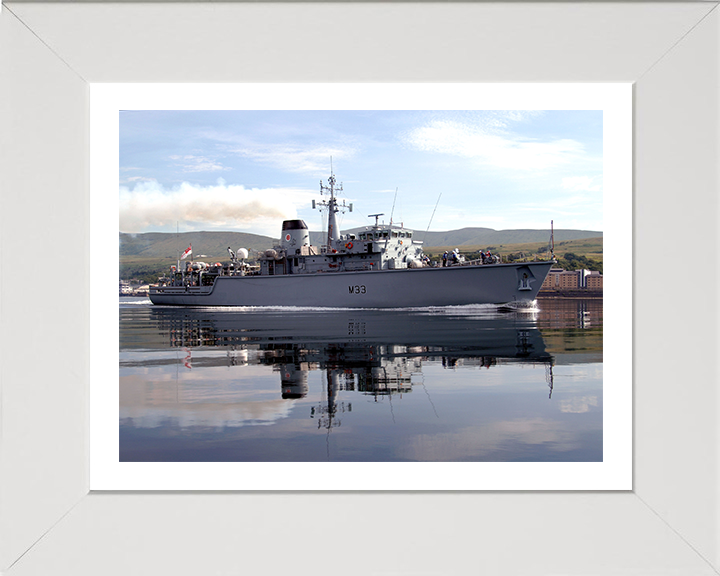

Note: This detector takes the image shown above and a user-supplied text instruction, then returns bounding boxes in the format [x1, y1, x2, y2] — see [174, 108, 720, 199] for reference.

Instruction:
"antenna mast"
[423, 193, 442, 243]
[314, 160, 353, 249]
[389, 187, 398, 226]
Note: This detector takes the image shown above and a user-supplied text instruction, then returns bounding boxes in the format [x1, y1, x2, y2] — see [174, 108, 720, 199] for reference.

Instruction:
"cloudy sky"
[119, 109, 603, 237]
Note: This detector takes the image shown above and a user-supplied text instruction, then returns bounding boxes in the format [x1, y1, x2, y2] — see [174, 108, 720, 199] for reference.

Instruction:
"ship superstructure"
[267, 171, 425, 275]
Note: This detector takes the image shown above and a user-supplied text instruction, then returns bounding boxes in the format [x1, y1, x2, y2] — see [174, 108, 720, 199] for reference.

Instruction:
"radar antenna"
[368, 213, 384, 227]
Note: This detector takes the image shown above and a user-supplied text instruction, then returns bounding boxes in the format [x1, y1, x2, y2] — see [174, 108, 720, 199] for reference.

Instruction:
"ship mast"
[315, 163, 352, 249]
[321, 172, 342, 247]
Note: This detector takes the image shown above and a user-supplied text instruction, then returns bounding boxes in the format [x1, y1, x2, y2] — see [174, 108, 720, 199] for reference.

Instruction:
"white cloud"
[119, 180, 316, 236]
[169, 154, 230, 173]
[230, 144, 356, 176]
[562, 176, 602, 192]
[199, 127, 358, 176]
[398, 418, 583, 461]
[119, 400, 295, 429]
[559, 395, 599, 414]
[405, 120, 584, 171]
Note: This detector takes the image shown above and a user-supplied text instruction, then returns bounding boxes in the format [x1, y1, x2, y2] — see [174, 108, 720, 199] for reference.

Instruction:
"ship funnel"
[281, 220, 310, 253]
[280, 364, 309, 399]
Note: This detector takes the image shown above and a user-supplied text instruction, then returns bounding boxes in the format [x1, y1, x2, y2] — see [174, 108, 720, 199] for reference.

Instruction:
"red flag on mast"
[180, 245, 192, 260]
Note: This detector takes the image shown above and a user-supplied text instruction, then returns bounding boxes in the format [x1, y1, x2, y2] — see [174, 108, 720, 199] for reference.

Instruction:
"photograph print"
[118, 109, 603, 464]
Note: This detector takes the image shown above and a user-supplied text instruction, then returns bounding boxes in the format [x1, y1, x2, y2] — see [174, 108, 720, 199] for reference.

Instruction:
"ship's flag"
[180, 245, 192, 260]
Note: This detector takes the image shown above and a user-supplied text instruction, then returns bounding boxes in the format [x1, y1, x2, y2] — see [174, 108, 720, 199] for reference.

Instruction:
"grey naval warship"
[148, 172, 554, 308]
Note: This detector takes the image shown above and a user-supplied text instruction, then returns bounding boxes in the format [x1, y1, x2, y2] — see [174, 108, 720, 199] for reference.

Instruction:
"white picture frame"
[1, 2, 718, 574]
[91, 83, 630, 491]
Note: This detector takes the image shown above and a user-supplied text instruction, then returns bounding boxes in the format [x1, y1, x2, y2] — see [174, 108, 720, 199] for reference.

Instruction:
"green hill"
[424, 236, 603, 272]
[422, 227, 600, 247]
[120, 228, 603, 283]
[120, 231, 273, 259]
[311, 226, 600, 248]
[120, 231, 275, 283]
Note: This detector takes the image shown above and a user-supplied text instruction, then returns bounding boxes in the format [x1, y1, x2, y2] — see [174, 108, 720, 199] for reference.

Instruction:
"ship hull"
[148, 261, 554, 308]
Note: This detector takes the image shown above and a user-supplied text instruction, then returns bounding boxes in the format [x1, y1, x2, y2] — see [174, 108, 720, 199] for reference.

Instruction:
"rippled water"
[119, 297, 602, 462]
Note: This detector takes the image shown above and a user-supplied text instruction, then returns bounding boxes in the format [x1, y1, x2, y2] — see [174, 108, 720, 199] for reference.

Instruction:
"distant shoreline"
[537, 290, 602, 299]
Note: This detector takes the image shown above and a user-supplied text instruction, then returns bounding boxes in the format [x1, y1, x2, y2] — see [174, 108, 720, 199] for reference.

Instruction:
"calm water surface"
[119, 298, 602, 462]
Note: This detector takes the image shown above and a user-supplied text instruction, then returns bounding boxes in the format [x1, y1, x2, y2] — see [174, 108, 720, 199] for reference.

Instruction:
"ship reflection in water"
[120, 299, 602, 462]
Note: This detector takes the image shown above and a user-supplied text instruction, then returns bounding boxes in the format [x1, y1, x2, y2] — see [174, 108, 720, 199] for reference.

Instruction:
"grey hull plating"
[148, 260, 553, 307]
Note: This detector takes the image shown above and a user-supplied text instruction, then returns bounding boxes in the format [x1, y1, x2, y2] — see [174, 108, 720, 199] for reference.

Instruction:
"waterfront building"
[541, 268, 602, 292]
[585, 271, 603, 290]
